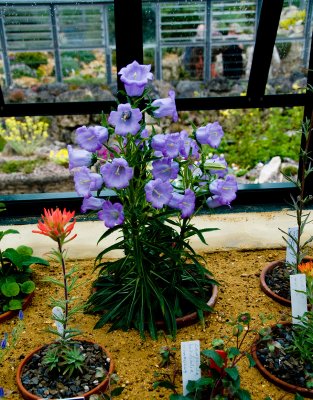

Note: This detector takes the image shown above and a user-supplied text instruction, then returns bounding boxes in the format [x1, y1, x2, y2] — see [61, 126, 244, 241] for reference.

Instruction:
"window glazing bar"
[247, 0, 283, 98]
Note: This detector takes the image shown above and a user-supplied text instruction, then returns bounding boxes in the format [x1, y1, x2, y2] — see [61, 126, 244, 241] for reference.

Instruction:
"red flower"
[33, 208, 77, 244]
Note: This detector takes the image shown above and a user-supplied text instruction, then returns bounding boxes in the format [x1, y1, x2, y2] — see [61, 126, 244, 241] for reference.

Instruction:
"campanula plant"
[68, 60, 238, 339]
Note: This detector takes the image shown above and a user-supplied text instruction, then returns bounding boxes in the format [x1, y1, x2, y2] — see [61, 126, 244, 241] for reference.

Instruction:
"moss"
[0, 159, 45, 174]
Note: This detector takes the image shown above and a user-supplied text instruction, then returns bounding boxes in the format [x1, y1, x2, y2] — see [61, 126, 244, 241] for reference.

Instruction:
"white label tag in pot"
[181, 340, 201, 395]
[290, 273, 307, 324]
[286, 227, 298, 267]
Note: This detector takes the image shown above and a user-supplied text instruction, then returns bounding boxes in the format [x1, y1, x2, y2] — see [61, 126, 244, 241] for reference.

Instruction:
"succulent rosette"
[69, 60, 237, 339]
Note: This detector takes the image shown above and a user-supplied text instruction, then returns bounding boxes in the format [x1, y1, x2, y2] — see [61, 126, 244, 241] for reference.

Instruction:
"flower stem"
[58, 238, 68, 338]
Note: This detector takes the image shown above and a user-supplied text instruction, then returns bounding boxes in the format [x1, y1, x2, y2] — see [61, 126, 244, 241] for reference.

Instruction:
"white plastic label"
[181, 340, 201, 395]
[290, 273, 307, 324]
[286, 227, 298, 267]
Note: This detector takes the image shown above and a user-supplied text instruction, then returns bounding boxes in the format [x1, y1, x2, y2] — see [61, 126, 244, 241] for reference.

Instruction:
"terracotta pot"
[251, 322, 313, 398]
[155, 283, 218, 329]
[16, 339, 114, 400]
[260, 257, 313, 307]
[0, 292, 34, 323]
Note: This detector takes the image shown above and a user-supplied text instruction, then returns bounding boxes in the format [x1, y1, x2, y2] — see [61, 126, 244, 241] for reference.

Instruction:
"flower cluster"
[68, 61, 237, 229]
[0, 116, 48, 156]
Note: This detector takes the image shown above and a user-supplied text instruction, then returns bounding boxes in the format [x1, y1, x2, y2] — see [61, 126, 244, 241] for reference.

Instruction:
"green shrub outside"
[61, 51, 96, 64]
[14, 52, 48, 69]
[0, 159, 45, 174]
[61, 56, 81, 77]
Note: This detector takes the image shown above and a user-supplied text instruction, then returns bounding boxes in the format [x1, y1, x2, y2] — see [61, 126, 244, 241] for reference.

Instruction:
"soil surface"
[0, 249, 306, 400]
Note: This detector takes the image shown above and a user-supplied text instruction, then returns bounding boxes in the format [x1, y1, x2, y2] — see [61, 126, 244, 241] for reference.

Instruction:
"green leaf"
[225, 367, 239, 381]
[236, 388, 252, 400]
[202, 349, 224, 367]
[246, 353, 256, 368]
[1, 281, 20, 297]
[16, 245, 33, 256]
[228, 347, 240, 359]
[153, 381, 177, 390]
[111, 386, 125, 396]
[8, 298, 23, 310]
[20, 280, 36, 294]
[0, 229, 19, 241]
[169, 395, 189, 400]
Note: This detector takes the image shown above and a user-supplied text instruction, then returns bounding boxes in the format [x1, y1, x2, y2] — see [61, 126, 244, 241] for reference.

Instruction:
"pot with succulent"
[253, 257, 313, 397]
[260, 113, 313, 306]
[153, 312, 266, 399]
[0, 209, 49, 321]
[68, 60, 237, 340]
[16, 208, 114, 400]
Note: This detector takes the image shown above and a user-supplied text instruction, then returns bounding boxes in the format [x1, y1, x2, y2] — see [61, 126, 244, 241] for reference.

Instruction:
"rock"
[176, 80, 203, 98]
[257, 156, 282, 183]
[56, 114, 90, 129]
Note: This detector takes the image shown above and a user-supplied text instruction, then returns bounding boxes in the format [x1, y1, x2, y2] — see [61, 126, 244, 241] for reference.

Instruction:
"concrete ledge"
[1, 209, 312, 259]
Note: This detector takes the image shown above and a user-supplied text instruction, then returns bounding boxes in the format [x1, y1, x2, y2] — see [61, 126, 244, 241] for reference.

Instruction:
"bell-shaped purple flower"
[206, 154, 228, 178]
[100, 158, 134, 190]
[196, 121, 224, 149]
[207, 175, 237, 208]
[179, 130, 200, 159]
[168, 189, 195, 218]
[145, 178, 173, 209]
[163, 133, 182, 158]
[68, 145, 93, 170]
[81, 196, 105, 213]
[151, 90, 178, 122]
[1, 337, 6, 349]
[76, 125, 109, 152]
[152, 158, 179, 181]
[73, 166, 103, 197]
[108, 103, 142, 136]
[151, 134, 166, 153]
[118, 61, 153, 97]
[98, 201, 124, 228]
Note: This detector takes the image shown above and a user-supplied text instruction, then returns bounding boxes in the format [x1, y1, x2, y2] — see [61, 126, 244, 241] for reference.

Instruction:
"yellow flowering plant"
[0, 116, 49, 156]
[49, 148, 69, 167]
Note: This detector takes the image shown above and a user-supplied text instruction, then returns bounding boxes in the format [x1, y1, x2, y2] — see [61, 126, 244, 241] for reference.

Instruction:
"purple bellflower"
[196, 121, 224, 148]
[179, 130, 200, 159]
[152, 158, 179, 181]
[73, 166, 103, 197]
[163, 133, 182, 158]
[118, 61, 153, 97]
[76, 125, 108, 152]
[81, 196, 105, 213]
[206, 154, 228, 178]
[108, 103, 142, 136]
[0, 387, 4, 397]
[151, 90, 178, 122]
[68, 145, 93, 171]
[100, 158, 134, 190]
[169, 189, 195, 218]
[145, 178, 173, 209]
[98, 201, 124, 228]
[206, 175, 238, 208]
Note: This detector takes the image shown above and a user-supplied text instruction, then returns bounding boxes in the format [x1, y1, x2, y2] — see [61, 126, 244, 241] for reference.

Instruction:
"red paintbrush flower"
[33, 208, 77, 244]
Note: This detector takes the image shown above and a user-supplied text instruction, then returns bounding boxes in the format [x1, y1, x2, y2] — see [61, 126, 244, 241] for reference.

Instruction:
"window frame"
[0, 0, 312, 217]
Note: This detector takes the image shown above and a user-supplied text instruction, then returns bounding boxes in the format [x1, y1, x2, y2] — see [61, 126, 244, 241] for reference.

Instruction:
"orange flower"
[33, 208, 77, 244]
[298, 261, 313, 277]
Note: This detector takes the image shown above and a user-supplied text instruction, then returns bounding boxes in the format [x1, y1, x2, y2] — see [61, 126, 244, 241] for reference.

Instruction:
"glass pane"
[176, 107, 302, 184]
[266, 1, 310, 94]
[143, 0, 257, 98]
[1, 3, 116, 104]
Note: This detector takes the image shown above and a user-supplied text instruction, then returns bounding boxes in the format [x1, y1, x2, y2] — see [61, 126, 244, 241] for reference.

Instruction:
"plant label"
[285, 227, 298, 267]
[181, 340, 201, 395]
[290, 273, 307, 324]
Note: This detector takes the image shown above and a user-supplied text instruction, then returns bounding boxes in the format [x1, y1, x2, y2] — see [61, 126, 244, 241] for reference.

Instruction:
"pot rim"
[16, 338, 114, 400]
[260, 256, 313, 307]
[0, 292, 34, 323]
[251, 321, 313, 398]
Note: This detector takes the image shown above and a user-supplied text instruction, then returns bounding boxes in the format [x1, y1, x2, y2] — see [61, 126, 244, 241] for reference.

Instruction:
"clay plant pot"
[251, 322, 313, 398]
[260, 257, 313, 307]
[0, 292, 34, 323]
[16, 339, 114, 400]
[155, 283, 218, 329]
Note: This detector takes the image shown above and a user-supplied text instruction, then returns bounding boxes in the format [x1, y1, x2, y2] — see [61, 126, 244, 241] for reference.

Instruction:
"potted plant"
[0, 226, 49, 322]
[253, 260, 313, 397]
[16, 208, 114, 399]
[68, 60, 237, 339]
[153, 312, 259, 399]
[260, 113, 313, 306]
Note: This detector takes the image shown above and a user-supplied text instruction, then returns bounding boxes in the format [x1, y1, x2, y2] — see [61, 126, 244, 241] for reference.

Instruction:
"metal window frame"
[0, 0, 313, 218]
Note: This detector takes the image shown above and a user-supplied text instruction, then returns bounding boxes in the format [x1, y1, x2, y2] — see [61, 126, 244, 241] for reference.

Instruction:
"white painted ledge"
[1, 209, 312, 259]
